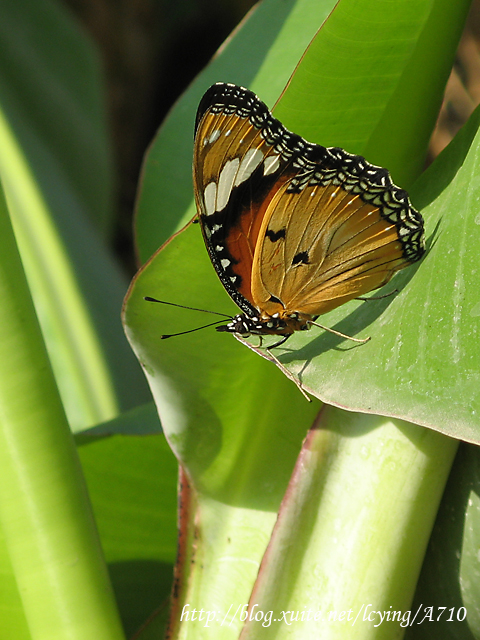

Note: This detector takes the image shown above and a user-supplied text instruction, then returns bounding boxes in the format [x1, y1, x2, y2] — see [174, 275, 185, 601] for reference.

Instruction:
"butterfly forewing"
[193, 85, 291, 315]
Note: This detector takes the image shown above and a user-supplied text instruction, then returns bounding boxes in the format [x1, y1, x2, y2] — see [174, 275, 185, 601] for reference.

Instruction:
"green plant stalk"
[240, 406, 459, 640]
[170, 491, 281, 640]
[0, 105, 119, 431]
[164, 406, 458, 640]
[0, 182, 124, 640]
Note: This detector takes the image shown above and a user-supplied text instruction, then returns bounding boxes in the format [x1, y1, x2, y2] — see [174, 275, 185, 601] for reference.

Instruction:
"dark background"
[64, 0, 480, 272]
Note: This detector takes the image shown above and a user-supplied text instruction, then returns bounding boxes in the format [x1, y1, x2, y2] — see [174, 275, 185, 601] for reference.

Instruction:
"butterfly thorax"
[216, 310, 312, 338]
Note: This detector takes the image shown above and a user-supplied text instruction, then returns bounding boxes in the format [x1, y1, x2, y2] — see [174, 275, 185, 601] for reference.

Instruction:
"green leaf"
[0, 0, 151, 432]
[0, 179, 124, 640]
[129, 0, 473, 439]
[274, 0, 470, 186]
[78, 421, 179, 636]
[131, 0, 480, 443]
[78, 423, 178, 566]
[407, 443, 480, 640]
[135, 0, 338, 264]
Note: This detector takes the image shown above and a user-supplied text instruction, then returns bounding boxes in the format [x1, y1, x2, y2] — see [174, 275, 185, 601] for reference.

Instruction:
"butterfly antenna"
[160, 319, 228, 339]
[144, 296, 232, 319]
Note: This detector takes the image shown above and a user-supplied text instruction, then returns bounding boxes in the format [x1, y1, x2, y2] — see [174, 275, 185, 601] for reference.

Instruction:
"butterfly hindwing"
[252, 173, 416, 317]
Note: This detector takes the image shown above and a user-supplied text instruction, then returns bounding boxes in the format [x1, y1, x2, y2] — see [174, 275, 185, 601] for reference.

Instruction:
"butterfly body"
[216, 309, 311, 341]
[193, 83, 425, 346]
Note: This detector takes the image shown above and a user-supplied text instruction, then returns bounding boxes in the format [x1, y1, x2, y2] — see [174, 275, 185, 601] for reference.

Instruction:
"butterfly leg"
[233, 334, 311, 401]
[265, 349, 311, 401]
[308, 321, 370, 344]
[267, 334, 291, 350]
[265, 335, 312, 401]
[356, 289, 398, 301]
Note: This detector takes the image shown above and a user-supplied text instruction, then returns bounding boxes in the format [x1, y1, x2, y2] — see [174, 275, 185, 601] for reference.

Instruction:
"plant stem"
[241, 405, 458, 640]
[0, 182, 125, 639]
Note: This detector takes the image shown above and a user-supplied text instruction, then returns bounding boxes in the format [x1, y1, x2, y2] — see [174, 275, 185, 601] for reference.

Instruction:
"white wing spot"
[215, 245, 224, 251]
[204, 182, 217, 216]
[208, 129, 221, 144]
[234, 148, 264, 187]
[211, 223, 221, 233]
[263, 154, 280, 176]
[217, 158, 240, 211]
[221, 258, 231, 269]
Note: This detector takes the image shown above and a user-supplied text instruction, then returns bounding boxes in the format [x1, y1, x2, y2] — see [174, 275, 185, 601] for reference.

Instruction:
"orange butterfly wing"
[193, 84, 300, 316]
[193, 83, 424, 324]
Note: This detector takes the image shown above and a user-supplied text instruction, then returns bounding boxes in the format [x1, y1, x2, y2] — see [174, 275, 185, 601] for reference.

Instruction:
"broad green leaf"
[77, 423, 178, 636]
[126, 2, 476, 438]
[274, 0, 471, 186]
[130, 0, 472, 438]
[0, 0, 151, 432]
[406, 443, 480, 640]
[136, 0, 338, 263]
[138, 0, 479, 443]
[78, 426, 178, 566]
[0, 180, 124, 640]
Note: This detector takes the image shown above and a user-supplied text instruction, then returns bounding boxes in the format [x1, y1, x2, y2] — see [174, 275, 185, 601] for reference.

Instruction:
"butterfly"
[192, 83, 424, 349]
[147, 83, 425, 399]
